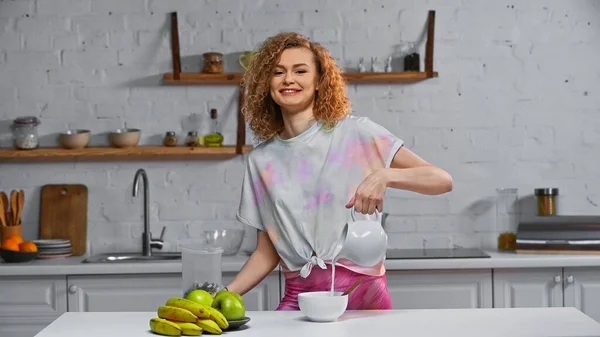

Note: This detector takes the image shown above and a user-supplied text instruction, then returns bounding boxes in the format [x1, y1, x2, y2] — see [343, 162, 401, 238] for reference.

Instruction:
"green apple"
[185, 289, 213, 307]
[214, 289, 244, 306]
[212, 291, 245, 321]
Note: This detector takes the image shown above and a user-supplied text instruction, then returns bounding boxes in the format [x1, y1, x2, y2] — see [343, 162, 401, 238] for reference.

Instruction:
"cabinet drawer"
[386, 269, 493, 309]
[67, 274, 182, 312]
[0, 316, 56, 337]
[0, 276, 67, 317]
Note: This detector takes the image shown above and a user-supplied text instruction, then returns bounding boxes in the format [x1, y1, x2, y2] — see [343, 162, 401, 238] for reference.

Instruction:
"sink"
[82, 252, 181, 263]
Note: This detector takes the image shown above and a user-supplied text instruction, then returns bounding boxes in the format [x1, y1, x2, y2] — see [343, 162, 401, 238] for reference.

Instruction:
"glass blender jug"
[180, 241, 223, 296]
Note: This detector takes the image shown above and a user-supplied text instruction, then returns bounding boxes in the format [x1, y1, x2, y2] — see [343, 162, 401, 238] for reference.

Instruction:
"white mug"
[332, 207, 388, 267]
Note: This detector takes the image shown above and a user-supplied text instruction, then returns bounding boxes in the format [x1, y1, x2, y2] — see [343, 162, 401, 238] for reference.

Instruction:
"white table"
[35, 307, 600, 337]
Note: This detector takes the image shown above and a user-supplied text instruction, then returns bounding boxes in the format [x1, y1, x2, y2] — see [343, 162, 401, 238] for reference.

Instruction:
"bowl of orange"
[0, 235, 38, 263]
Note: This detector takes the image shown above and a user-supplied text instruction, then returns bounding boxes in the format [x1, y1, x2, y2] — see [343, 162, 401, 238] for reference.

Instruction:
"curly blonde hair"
[241, 32, 351, 141]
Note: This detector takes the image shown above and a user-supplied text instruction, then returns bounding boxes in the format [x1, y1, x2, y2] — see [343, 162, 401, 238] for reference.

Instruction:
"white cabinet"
[67, 274, 183, 312]
[563, 267, 600, 323]
[0, 276, 67, 337]
[3, 265, 600, 337]
[385, 269, 493, 309]
[493, 268, 564, 307]
[0, 319, 56, 337]
[67, 272, 281, 312]
[278, 269, 493, 310]
[0, 271, 280, 337]
[493, 267, 600, 322]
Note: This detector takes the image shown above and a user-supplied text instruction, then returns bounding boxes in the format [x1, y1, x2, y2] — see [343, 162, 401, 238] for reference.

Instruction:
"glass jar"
[535, 188, 558, 216]
[163, 131, 177, 147]
[403, 43, 420, 72]
[185, 131, 199, 147]
[179, 240, 223, 297]
[496, 188, 519, 251]
[201, 52, 224, 74]
[12, 116, 40, 150]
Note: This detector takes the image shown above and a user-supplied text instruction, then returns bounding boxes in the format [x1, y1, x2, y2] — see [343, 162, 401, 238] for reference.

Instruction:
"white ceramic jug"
[332, 207, 388, 267]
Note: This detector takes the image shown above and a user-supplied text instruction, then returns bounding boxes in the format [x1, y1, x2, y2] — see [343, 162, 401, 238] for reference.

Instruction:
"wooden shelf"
[344, 71, 438, 84]
[163, 71, 438, 85]
[163, 72, 244, 85]
[0, 146, 253, 163]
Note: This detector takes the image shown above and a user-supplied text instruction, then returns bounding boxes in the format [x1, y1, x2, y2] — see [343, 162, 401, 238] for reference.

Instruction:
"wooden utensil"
[342, 278, 364, 296]
[0, 197, 6, 227]
[10, 190, 18, 226]
[0, 191, 8, 216]
[16, 190, 24, 226]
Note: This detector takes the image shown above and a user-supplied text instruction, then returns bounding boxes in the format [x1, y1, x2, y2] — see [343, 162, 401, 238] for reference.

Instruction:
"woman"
[225, 32, 453, 310]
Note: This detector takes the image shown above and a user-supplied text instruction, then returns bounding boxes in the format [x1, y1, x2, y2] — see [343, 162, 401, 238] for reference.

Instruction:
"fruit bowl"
[0, 248, 38, 263]
[202, 229, 245, 256]
[149, 293, 249, 336]
[298, 291, 348, 322]
[225, 316, 251, 330]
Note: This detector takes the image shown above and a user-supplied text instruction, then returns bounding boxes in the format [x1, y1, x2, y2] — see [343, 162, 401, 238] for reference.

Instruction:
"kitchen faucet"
[132, 168, 165, 256]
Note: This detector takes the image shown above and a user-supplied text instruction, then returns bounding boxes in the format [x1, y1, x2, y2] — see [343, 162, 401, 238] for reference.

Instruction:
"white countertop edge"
[5, 250, 600, 276]
[34, 307, 600, 337]
[0, 255, 252, 276]
[383, 251, 600, 270]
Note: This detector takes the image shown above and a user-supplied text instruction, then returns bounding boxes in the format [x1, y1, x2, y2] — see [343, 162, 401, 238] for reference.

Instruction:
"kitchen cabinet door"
[0, 275, 67, 337]
[223, 271, 281, 311]
[493, 268, 563, 308]
[385, 269, 493, 309]
[0, 275, 68, 317]
[67, 272, 281, 312]
[563, 267, 600, 322]
[0, 318, 57, 337]
[67, 274, 183, 312]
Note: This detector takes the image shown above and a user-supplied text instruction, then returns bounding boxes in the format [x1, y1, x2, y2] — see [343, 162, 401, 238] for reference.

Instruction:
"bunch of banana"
[150, 318, 203, 336]
[148, 297, 230, 336]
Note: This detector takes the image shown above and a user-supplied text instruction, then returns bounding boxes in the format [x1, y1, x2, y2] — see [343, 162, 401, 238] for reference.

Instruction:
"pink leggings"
[276, 264, 392, 311]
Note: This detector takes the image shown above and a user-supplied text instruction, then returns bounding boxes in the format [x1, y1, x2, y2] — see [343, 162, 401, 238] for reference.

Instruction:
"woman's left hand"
[345, 169, 389, 215]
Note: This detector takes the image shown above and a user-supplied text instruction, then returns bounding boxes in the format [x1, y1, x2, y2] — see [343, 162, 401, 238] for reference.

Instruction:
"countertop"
[384, 250, 600, 270]
[5, 250, 600, 277]
[0, 254, 254, 276]
[34, 307, 600, 337]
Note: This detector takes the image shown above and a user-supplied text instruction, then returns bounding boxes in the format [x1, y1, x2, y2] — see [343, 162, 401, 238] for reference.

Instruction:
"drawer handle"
[68, 285, 77, 294]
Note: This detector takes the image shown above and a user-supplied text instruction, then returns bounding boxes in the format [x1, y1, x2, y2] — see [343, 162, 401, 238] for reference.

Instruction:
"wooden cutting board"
[39, 184, 88, 256]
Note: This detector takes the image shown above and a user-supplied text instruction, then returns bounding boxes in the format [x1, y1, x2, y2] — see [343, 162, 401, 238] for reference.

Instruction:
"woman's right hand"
[225, 230, 280, 295]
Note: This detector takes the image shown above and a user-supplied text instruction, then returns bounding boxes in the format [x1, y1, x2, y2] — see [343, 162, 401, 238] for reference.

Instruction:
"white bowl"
[298, 291, 348, 322]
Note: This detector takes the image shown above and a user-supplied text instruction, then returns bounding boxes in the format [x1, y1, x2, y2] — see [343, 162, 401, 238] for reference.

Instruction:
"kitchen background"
[0, 0, 598, 255]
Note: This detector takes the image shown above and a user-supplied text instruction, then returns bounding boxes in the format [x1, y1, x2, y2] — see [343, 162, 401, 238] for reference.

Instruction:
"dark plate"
[225, 317, 251, 330]
[0, 248, 38, 263]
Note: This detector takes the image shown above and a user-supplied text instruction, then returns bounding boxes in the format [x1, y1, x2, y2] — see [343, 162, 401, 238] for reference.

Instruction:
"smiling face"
[269, 47, 319, 115]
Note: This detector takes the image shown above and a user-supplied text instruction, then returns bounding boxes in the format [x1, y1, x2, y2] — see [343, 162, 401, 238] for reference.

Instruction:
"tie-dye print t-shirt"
[236, 115, 404, 279]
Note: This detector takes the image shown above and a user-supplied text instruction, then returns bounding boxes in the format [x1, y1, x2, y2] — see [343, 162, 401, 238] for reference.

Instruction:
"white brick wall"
[0, 0, 598, 254]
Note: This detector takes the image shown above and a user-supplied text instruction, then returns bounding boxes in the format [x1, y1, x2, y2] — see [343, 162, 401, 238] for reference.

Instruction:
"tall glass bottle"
[204, 108, 223, 147]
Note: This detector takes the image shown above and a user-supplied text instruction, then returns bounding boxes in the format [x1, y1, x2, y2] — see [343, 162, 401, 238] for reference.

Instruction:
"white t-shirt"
[236, 115, 404, 279]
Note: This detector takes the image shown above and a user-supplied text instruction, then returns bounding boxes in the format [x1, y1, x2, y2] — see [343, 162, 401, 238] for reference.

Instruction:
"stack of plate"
[32, 239, 73, 259]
